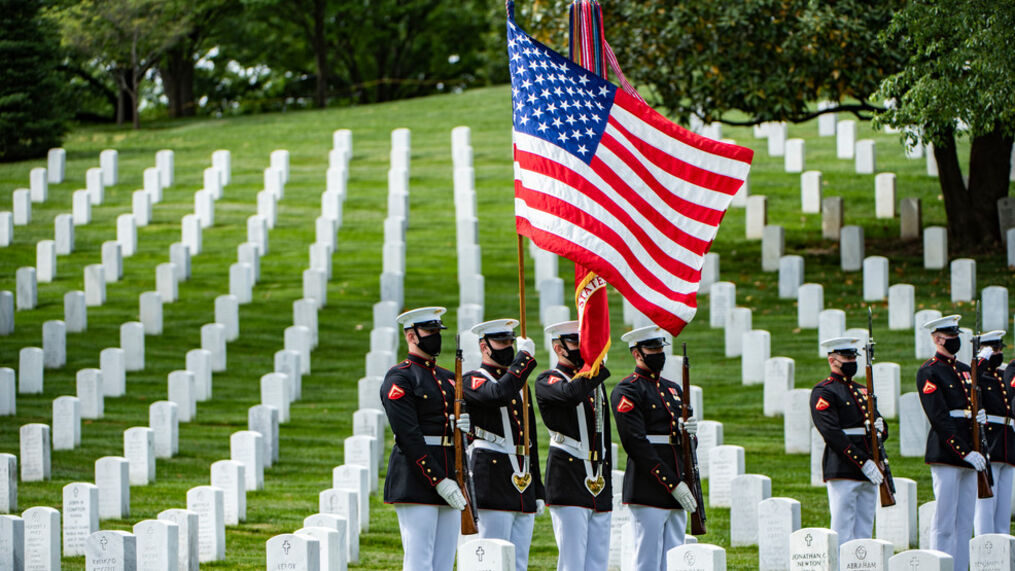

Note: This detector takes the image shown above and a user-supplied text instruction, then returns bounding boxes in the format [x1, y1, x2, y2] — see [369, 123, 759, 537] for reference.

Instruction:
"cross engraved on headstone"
[100, 535, 108, 551]
[73, 487, 79, 497]
[475, 546, 485, 561]
[909, 556, 919, 570]
[985, 540, 993, 554]
[805, 532, 813, 547]
[684, 552, 696, 565]
[855, 545, 867, 560]
[282, 539, 291, 555]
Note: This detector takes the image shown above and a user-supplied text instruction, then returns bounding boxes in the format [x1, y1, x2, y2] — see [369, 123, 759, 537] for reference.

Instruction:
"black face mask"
[563, 345, 584, 369]
[641, 351, 665, 374]
[490, 345, 515, 367]
[989, 352, 1004, 368]
[943, 337, 961, 355]
[415, 329, 442, 357]
[840, 361, 858, 378]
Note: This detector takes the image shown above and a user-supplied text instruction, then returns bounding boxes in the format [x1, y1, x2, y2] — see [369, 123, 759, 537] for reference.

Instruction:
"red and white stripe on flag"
[508, 18, 754, 335]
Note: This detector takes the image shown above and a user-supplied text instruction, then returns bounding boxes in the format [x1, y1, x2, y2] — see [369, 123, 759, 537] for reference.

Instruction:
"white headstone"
[238, 242, 261, 283]
[85, 167, 105, 205]
[64, 291, 86, 333]
[194, 189, 215, 228]
[229, 263, 252, 304]
[837, 120, 856, 159]
[71, 190, 92, 226]
[871, 362, 901, 419]
[63, 483, 99, 556]
[949, 258, 976, 302]
[156, 149, 174, 188]
[785, 138, 805, 172]
[54, 214, 74, 255]
[785, 389, 813, 454]
[841, 226, 865, 271]
[169, 243, 189, 281]
[168, 371, 195, 423]
[709, 282, 736, 329]
[856, 140, 876, 174]
[818, 309, 847, 356]
[19, 348, 44, 394]
[76, 368, 103, 419]
[140, 292, 162, 335]
[42, 320, 65, 369]
[274, 350, 301, 401]
[887, 549, 952, 571]
[295, 526, 343, 571]
[20, 424, 50, 482]
[724, 307, 752, 357]
[914, 309, 942, 360]
[309, 243, 332, 280]
[201, 323, 226, 372]
[778, 256, 804, 299]
[36, 240, 56, 283]
[708, 445, 745, 508]
[266, 534, 320, 571]
[731, 473, 772, 547]
[286, 326, 312, 377]
[761, 225, 785, 272]
[918, 501, 936, 550]
[358, 377, 383, 412]
[124, 427, 155, 486]
[181, 215, 202, 256]
[745, 196, 768, 239]
[13, 189, 31, 225]
[214, 295, 239, 343]
[47, 148, 65, 183]
[982, 286, 1009, 332]
[100, 348, 125, 397]
[319, 488, 359, 564]
[116, 214, 137, 257]
[875, 173, 896, 219]
[257, 190, 278, 229]
[822, 197, 843, 240]
[85, 529, 136, 570]
[0, 214, 10, 248]
[332, 464, 370, 532]
[101, 240, 123, 283]
[144, 168, 162, 203]
[0, 514, 23, 569]
[302, 514, 348, 571]
[797, 284, 824, 329]
[768, 123, 787, 157]
[304, 269, 328, 309]
[352, 409, 386, 468]
[863, 256, 890, 301]
[811, 427, 824, 487]
[840, 538, 893, 571]
[899, 392, 930, 457]
[968, 534, 1015, 571]
[95, 456, 130, 519]
[458, 538, 514, 571]
[888, 284, 915, 330]
[700, 253, 719, 295]
[157, 509, 199, 571]
[210, 460, 245, 525]
[148, 401, 178, 459]
[763, 357, 795, 417]
[264, 167, 283, 199]
[923, 226, 948, 270]
[875, 477, 917, 550]
[248, 405, 279, 468]
[186, 349, 212, 402]
[23, 506, 60, 570]
[261, 373, 291, 424]
[186, 486, 225, 562]
[742, 330, 771, 385]
[132, 190, 151, 227]
[122, 322, 145, 371]
[134, 518, 179, 571]
[29, 168, 48, 203]
[789, 528, 839, 571]
[52, 396, 80, 450]
[230, 431, 263, 492]
[0, 371, 13, 415]
[16, 267, 37, 310]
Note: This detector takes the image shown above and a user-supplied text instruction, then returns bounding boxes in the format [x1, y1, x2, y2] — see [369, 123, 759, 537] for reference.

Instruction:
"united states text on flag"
[508, 17, 754, 335]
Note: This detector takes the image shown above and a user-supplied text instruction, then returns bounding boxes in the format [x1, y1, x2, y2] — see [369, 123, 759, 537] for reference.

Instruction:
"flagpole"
[516, 233, 532, 464]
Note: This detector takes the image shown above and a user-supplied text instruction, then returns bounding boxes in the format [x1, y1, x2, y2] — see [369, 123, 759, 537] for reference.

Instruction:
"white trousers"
[826, 478, 876, 545]
[628, 505, 686, 571]
[548, 506, 612, 571]
[931, 464, 977, 571]
[975, 462, 1015, 535]
[477, 509, 535, 571]
[394, 504, 460, 571]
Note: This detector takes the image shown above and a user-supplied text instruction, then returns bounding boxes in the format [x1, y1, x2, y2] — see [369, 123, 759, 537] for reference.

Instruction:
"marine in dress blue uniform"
[918, 314, 989, 571]
[973, 330, 1014, 535]
[810, 337, 889, 546]
[379, 307, 468, 571]
[462, 319, 542, 571]
[535, 320, 612, 571]
[610, 326, 698, 571]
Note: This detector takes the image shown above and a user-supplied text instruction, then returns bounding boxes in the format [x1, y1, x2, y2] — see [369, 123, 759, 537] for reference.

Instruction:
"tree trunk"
[967, 127, 1014, 245]
[161, 44, 196, 118]
[312, 0, 328, 108]
[933, 130, 982, 251]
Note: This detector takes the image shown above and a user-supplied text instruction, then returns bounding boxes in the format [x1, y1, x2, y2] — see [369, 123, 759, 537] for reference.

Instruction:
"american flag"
[509, 17, 754, 335]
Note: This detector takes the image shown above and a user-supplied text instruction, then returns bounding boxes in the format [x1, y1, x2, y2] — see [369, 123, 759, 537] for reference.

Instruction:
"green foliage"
[876, 0, 1015, 146]
[0, 0, 69, 161]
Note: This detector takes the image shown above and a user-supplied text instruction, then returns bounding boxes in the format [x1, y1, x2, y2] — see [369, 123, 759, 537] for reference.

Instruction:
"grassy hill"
[0, 84, 1011, 569]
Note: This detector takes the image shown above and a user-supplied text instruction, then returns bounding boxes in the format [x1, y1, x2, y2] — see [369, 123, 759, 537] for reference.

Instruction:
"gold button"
[512, 399, 517, 404]
[492, 459, 498, 464]
[568, 457, 573, 462]
[427, 469, 432, 473]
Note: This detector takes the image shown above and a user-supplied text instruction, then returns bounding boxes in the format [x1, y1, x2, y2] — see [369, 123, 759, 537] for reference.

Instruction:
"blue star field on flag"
[508, 20, 617, 166]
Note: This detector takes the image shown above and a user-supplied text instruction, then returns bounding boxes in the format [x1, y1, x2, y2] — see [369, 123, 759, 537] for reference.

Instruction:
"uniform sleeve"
[527, 386, 545, 501]
[463, 352, 537, 406]
[810, 385, 870, 468]
[917, 365, 973, 459]
[380, 368, 447, 487]
[535, 366, 609, 405]
[611, 383, 681, 492]
[1004, 362, 1015, 390]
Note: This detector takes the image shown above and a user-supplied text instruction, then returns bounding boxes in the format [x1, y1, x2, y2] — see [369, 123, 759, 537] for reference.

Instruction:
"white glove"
[861, 460, 884, 486]
[680, 417, 698, 436]
[979, 346, 995, 360]
[977, 408, 987, 425]
[873, 417, 885, 434]
[964, 451, 988, 471]
[452, 413, 471, 433]
[536, 499, 545, 516]
[435, 478, 467, 510]
[671, 481, 698, 513]
[517, 336, 536, 357]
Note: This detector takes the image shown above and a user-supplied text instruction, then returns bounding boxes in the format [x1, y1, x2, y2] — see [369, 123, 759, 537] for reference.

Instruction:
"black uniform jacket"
[463, 352, 545, 512]
[918, 352, 977, 467]
[810, 373, 889, 481]
[978, 359, 1015, 465]
[380, 352, 457, 505]
[610, 367, 691, 510]
[535, 363, 612, 511]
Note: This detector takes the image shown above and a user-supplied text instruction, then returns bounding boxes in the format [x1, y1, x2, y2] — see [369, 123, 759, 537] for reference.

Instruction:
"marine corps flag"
[508, 1, 753, 339]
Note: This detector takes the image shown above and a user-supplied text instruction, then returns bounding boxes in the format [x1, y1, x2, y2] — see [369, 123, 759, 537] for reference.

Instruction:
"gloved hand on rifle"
[451, 413, 471, 434]
[436, 478, 467, 510]
[861, 460, 884, 485]
[517, 336, 536, 357]
[671, 481, 698, 513]
[678, 417, 698, 436]
[964, 451, 988, 472]
[873, 417, 885, 435]
[976, 408, 987, 426]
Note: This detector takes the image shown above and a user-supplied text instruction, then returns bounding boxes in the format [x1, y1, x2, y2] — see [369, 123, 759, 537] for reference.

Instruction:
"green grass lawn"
[0, 84, 1012, 569]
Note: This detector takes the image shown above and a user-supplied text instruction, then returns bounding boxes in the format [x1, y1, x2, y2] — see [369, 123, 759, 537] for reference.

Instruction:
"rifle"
[454, 334, 479, 533]
[865, 307, 896, 506]
[681, 343, 707, 535]
[971, 303, 994, 498]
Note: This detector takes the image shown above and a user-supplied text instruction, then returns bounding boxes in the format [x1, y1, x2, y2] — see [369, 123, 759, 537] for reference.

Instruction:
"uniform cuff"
[416, 455, 441, 487]
[650, 464, 677, 491]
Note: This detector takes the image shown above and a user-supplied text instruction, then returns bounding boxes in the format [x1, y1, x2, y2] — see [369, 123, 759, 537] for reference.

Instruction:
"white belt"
[986, 415, 1015, 428]
[423, 435, 454, 447]
[549, 430, 589, 459]
[842, 427, 867, 436]
[950, 409, 971, 419]
[646, 434, 676, 445]
[471, 438, 524, 456]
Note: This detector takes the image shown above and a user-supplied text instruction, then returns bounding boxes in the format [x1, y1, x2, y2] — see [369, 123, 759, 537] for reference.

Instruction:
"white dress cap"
[979, 330, 1006, 344]
[923, 314, 961, 333]
[471, 318, 519, 340]
[820, 336, 862, 355]
[621, 325, 670, 348]
[396, 306, 447, 329]
[544, 320, 579, 340]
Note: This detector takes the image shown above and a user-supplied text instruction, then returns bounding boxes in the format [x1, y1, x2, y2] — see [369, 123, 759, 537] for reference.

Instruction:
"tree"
[55, 0, 191, 129]
[0, 0, 69, 161]
[877, 0, 1015, 249]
